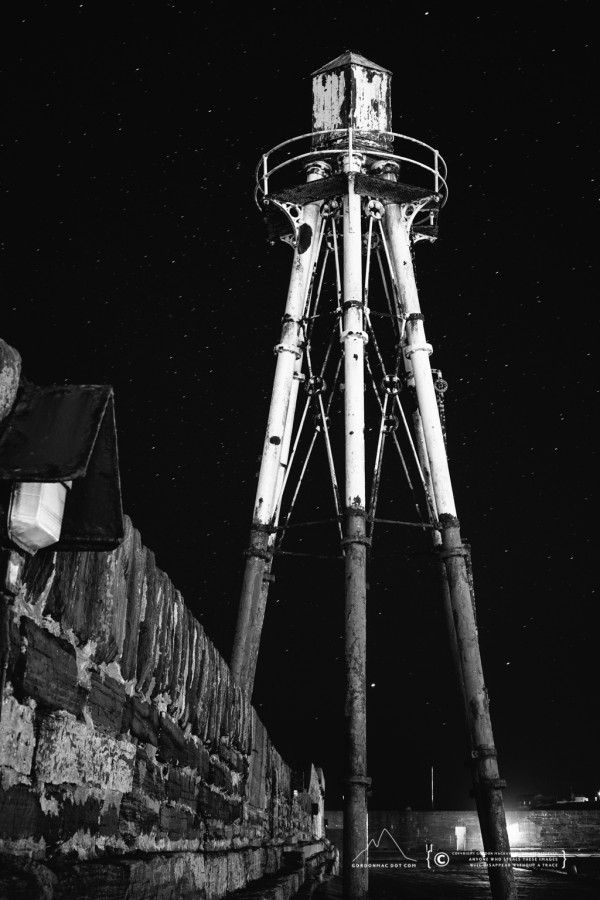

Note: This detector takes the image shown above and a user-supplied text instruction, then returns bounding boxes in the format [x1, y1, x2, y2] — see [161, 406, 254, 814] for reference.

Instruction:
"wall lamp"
[0, 381, 124, 565]
[0, 380, 124, 722]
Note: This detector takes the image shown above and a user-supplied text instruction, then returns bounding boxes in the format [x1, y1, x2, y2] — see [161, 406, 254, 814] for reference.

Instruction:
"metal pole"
[231, 164, 327, 690]
[341, 141, 369, 900]
[383, 197, 517, 900]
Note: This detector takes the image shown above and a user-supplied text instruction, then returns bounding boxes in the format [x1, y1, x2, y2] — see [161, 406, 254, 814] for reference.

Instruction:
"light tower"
[231, 52, 517, 900]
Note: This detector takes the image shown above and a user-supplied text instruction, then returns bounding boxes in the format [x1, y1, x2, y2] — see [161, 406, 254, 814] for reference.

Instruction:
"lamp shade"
[0, 384, 123, 551]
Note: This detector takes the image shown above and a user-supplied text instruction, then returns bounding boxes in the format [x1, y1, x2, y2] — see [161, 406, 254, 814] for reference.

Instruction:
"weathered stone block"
[98, 794, 121, 837]
[120, 526, 146, 682]
[35, 712, 135, 792]
[132, 752, 167, 806]
[121, 695, 159, 746]
[88, 670, 126, 735]
[0, 694, 35, 780]
[198, 783, 242, 826]
[57, 791, 103, 840]
[118, 790, 159, 837]
[0, 855, 58, 900]
[209, 758, 234, 794]
[0, 784, 42, 839]
[17, 617, 86, 717]
[157, 714, 208, 773]
[204, 853, 229, 900]
[158, 803, 198, 842]
[166, 767, 197, 809]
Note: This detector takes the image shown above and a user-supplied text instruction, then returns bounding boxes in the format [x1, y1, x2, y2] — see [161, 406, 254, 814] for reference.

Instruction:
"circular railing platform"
[254, 128, 448, 209]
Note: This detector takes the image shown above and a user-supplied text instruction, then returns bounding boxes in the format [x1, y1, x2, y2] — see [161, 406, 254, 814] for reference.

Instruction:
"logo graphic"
[425, 843, 451, 869]
[352, 828, 417, 863]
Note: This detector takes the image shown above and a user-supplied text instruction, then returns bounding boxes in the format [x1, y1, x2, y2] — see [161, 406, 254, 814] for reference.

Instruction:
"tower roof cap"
[312, 50, 392, 77]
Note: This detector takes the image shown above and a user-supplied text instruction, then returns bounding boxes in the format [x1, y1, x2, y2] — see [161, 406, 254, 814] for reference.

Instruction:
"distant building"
[517, 792, 593, 809]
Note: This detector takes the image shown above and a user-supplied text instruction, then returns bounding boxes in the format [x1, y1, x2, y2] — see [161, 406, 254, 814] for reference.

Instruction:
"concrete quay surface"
[316, 866, 600, 898]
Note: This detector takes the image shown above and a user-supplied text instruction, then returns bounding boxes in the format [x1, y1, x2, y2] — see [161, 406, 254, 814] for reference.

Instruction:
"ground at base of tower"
[315, 864, 600, 898]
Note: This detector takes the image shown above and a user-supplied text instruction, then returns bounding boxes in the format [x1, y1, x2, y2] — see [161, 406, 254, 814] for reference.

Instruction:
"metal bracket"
[242, 547, 273, 562]
[404, 342, 433, 359]
[364, 198, 385, 220]
[346, 775, 372, 787]
[340, 330, 369, 343]
[321, 199, 341, 219]
[274, 342, 302, 359]
[470, 778, 507, 796]
[342, 300, 365, 311]
[341, 536, 372, 548]
[401, 196, 435, 231]
[471, 745, 498, 761]
[382, 374, 402, 395]
[267, 197, 303, 247]
[438, 546, 469, 560]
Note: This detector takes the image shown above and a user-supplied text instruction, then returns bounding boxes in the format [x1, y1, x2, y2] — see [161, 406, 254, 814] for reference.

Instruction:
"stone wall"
[0, 517, 334, 898]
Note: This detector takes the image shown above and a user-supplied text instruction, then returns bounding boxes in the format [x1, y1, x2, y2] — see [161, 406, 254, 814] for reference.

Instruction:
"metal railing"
[254, 128, 448, 207]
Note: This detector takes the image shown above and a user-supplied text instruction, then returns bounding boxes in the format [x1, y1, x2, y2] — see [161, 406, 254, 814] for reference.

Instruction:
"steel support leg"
[384, 198, 517, 900]
[231, 167, 327, 692]
[341, 156, 369, 900]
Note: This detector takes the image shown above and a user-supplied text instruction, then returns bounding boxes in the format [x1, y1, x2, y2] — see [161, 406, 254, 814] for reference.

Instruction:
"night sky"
[4, 3, 597, 811]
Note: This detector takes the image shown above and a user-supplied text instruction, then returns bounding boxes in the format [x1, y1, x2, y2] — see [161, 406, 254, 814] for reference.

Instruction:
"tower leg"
[384, 200, 517, 900]
[244, 355, 304, 695]
[231, 170, 326, 692]
[341, 159, 369, 900]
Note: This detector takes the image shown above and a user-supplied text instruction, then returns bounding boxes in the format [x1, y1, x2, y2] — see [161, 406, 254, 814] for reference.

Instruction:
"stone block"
[120, 527, 146, 682]
[157, 713, 208, 773]
[133, 752, 167, 806]
[0, 694, 35, 779]
[17, 617, 86, 717]
[166, 767, 197, 809]
[0, 855, 57, 900]
[0, 784, 42, 840]
[204, 853, 229, 900]
[158, 803, 198, 842]
[121, 695, 159, 746]
[88, 670, 126, 734]
[118, 790, 160, 837]
[35, 711, 135, 792]
[198, 783, 242, 826]
[209, 758, 233, 794]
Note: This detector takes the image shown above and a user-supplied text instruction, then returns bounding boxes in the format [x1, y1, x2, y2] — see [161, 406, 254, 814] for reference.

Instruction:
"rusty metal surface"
[269, 174, 437, 207]
[311, 51, 392, 77]
[312, 51, 392, 153]
[264, 176, 438, 243]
